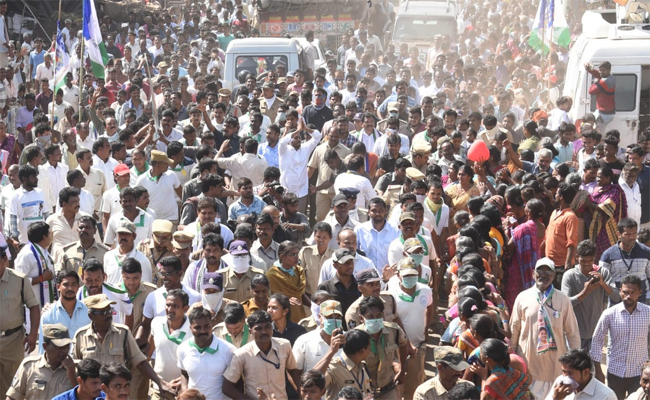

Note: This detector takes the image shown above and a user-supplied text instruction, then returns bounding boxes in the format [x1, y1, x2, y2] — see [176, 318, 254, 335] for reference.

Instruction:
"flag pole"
[51, 0, 62, 129]
[78, 36, 84, 122]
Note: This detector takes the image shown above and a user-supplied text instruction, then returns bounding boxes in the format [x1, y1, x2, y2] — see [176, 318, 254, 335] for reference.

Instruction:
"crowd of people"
[0, 0, 650, 399]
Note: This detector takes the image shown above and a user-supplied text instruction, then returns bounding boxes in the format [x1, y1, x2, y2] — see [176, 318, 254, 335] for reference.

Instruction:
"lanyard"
[225, 323, 249, 346]
[398, 289, 420, 303]
[259, 349, 281, 369]
[189, 340, 218, 354]
[340, 358, 366, 390]
[163, 321, 187, 345]
[618, 244, 636, 275]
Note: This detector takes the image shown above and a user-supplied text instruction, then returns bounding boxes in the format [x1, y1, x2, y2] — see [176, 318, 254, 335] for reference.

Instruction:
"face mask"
[401, 275, 418, 289]
[365, 318, 384, 334]
[322, 318, 342, 335]
[410, 253, 424, 265]
[276, 112, 286, 123]
[202, 291, 224, 312]
[37, 135, 51, 144]
[415, 194, 425, 203]
[311, 303, 321, 325]
[231, 255, 250, 274]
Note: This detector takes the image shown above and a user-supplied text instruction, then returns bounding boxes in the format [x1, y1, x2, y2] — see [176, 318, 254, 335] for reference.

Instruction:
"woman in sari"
[589, 165, 627, 260]
[566, 172, 596, 242]
[455, 300, 496, 358]
[446, 164, 481, 234]
[0, 120, 18, 167]
[266, 240, 309, 323]
[470, 338, 534, 399]
[504, 199, 544, 311]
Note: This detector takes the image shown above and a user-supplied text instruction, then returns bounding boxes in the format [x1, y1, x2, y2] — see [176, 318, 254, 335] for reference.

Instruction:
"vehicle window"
[393, 18, 456, 41]
[235, 55, 288, 78]
[590, 73, 637, 112]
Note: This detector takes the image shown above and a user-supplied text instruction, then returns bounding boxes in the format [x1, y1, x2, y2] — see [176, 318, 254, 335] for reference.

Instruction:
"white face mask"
[311, 302, 321, 325]
[415, 194, 426, 203]
[202, 291, 224, 312]
[231, 255, 250, 274]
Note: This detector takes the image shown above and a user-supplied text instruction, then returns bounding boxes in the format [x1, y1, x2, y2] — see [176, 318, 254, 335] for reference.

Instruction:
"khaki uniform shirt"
[78, 166, 107, 213]
[405, 154, 428, 174]
[297, 316, 319, 333]
[346, 292, 398, 329]
[72, 323, 147, 368]
[122, 281, 156, 332]
[241, 298, 268, 317]
[308, 142, 351, 195]
[137, 239, 173, 287]
[46, 211, 98, 249]
[355, 322, 408, 389]
[6, 354, 74, 400]
[0, 268, 39, 331]
[223, 337, 297, 400]
[414, 376, 474, 400]
[325, 352, 374, 400]
[55, 240, 110, 275]
[298, 245, 335, 297]
[219, 266, 265, 303]
[213, 322, 251, 349]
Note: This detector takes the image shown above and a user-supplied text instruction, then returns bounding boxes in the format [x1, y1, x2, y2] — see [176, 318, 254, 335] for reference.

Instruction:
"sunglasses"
[90, 309, 112, 316]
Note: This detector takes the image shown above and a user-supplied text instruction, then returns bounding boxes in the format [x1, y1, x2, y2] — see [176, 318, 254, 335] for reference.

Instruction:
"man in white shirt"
[318, 228, 376, 284]
[356, 113, 381, 153]
[216, 137, 268, 188]
[104, 187, 154, 249]
[15, 221, 56, 307]
[61, 72, 80, 112]
[135, 150, 182, 225]
[91, 137, 119, 190]
[155, 110, 184, 152]
[103, 220, 152, 286]
[354, 197, 399, 275]
[544, 349, 616, 400]
[39, 144, 69, 213]
[9, 164, 50, 244]
[77, 258, 133, 326]
[333, 155, 376, 209]
[46, 187, 97, 249]
[1, 164, 19, 236]
[101, 163, 130, 231]
[278, 113, 322, 213]
[292, 300, 344, 373]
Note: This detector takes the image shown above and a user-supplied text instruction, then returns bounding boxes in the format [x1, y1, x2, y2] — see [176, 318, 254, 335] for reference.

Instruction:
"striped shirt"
[599, 243, 650, 293]
[590, 302, 650, 378]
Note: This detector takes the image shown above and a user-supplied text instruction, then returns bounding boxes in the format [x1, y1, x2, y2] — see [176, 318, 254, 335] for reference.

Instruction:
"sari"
[445, 183, 481, 235]
[505, 220, 539, 311]
[0, 134, 16, 166]
[570, 189, 591, 242]
[266, 263, 307, 323]
[589, 184, 627, 260]
[456, 329, 480, 358]
[483, 366, 534, 399]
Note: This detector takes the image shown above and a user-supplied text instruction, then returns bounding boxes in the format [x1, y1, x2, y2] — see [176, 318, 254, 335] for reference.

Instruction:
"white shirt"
[333, 172, 376, 209]
[155, 128, 183, 152]
[135, 171, 181, 220]
[619, 178, 642, 224]
[310, 213, 359, 249]
[15, 243, 55, 305]
[543, 375, 616, 400]
[356, 129, 381, 155]
[239, 113, 272, 134]
[338, 89, 356, 105]
[101, 186, 122, 216]
[372, 132, 410, 157]
[423, 202, 450, 236]
[9, 187, 49, 244]
[76, 134, 94, 151]
[177, 335, 236, 400]
[390, 282, 432, 345]
[91, 155, 119, 189]
[59, 188, 94, 216]
[103, 247, 153, 286]
[50, 100, 71, 125]
[1, 184, 17, 236]
[144, 284, 201, 319]
[62, 85, 80, 112]
[318, 252, 376, 284]
[151, 316, 193, 382]
[104, 209, 154, 247]
[293, 328, 342, 372]
[76, 282, 133, 325]
[354, 220, 400, 273]
[39, 162, 69, 212]
[35, 63, 54, 81]
[388, 234, 437, 268]
[278, 129, 323, 198]
[217, 152, 268, 188]
[547, 108, 572, 131]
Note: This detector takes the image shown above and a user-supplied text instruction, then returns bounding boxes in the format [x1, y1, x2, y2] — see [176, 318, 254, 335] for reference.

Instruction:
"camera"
[268, 181, 285, 195]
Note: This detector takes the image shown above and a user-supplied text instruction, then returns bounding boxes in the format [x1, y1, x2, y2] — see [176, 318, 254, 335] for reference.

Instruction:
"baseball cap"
[434, 346, 470, 371]
[332, 194, 349, 207]
[320, 300, 343, 317]
[116, 220, 136, 234]
[399, 212, 416, 224]
[229, 240, 249, 255]
[152, 220, 173, 234]
[397, 257, 419, 276]
[83, 294, 116, 310]
[43, 324, 72, 347]
[202, 272, 223, 291]
[332, 248, 355, 264]
[355, 268, 381, 284]
[114, 163, 130, 176]
[262, 81, 275, 89]
[535, 257, 555, 271]
[403, 237, 424, 254]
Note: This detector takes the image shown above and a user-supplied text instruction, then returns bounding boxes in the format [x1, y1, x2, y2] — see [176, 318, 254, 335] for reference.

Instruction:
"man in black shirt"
[318, 249, 361, 315]
[302, 87, 333, 131]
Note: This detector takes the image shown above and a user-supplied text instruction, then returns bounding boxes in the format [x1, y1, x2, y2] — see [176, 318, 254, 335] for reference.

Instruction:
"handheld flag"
[82, 0, 109, 79]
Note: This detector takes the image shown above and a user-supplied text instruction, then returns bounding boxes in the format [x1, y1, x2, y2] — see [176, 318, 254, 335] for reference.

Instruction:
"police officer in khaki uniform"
[346, 268, 400, 330]
[6, 324, 76, 400]
[137, 220, 174, 288]
[405, 141, 432, 175]
[55, 215, 109, 275]
[213, 302, 251, 349]
[220, 240, 265, 303]
[314, 326, 374, 399]
[171, 230, 195, 272]
[72, 294, 172, 397]
[356, 296, 410, 400]
[0, 244, 40, 398]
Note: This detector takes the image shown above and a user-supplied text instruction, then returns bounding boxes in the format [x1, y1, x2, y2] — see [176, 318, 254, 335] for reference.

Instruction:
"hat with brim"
[202, 272, 223, 291]
[262, 81, 275, 89]
[152, 219, 173, 234]
[150, 150, 172, 165]
[332, 248, 355, 264]
[397, 257, 419, 276]
[332, 194, 349, 207]
[43, 324, 72, 347]
[83, 294, 116, 310]
[114, 163, 130, 176]
[229, 240, 250, 255]
[320, 300, 343, 317]
[434, 346, 470, 371]
[403, 237, 424, 253]
[355, 268, 381, 283]
[172, 231, 195, 249]
[535, 257, 555, 271]
[116, 220, 136, 235]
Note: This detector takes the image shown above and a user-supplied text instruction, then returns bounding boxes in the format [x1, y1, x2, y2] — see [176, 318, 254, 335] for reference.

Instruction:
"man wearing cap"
[73, 294, 171, 397]
[194, 271, 236, 326]
[293, 300, 345, 374]
[388, 214, 437, 284]
[6, 324, 76, 400]
[338, 187, 369, 223]
[510, 257, 580, 400]
[135, 150, 182, 226]
[137, 220, 174, 287]
[103, 220, 152, 286]
[259, 79, 284, 123]
[172, 230, 195, 272]
[406, 141, 433, 174]
[104, 187, 154, 249]
[356, 296, 409, 399]
[219, 88, 243, 119]
[58, 216, 109, 275]
[77, 258, 133, 327]
[319, 228, 375, 283]
[389, 257, 434, 398]
[413, 346, 473, 400]
[222, 238, 265, 299]
[375, 157, 410, 206]
[345, 268, 400, 330]
[317, 248, 361, 314]
[318, 193, 358, 248]
[100, 163, 131, 232]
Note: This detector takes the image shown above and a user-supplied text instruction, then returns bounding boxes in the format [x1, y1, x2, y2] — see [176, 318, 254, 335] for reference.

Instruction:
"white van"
[222, 38, 306, 90]
[564, 9, 650, 148]
[391, 0, 458, 57]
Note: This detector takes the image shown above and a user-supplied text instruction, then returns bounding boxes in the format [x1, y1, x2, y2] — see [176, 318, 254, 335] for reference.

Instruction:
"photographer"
[255, 166, 286, 207]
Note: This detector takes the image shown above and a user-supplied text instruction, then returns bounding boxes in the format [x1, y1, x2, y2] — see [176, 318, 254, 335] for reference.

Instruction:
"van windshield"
[235, 55, 289, 78]
[394, 18, 456, 40]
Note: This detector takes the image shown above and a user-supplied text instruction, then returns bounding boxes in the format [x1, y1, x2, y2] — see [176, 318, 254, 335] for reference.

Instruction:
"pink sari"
[505, 220, 539, 311]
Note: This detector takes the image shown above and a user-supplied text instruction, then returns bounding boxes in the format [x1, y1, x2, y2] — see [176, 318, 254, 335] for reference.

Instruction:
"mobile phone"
[508, 216, 517, 224]
[589, 274, 600, 283]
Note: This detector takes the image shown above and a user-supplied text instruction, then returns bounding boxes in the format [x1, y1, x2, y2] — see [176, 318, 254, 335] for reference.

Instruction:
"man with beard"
[413, 346, 472, 399]
[46, 187, 89, 248]
[354, 197, 399, 275]
[178, 306, 235, 400]
[6, 324, 76, 400]
[228, 177, 266, 223]
[40, 270, 90, 353]
[223, 310, 300, 400]
[148, 289, 192, 400]
[51, 359, 104, 400]
[280, 193, 311, 244]
[59, 216, 109, 275]
[77, 258, 133, 328]
[72, 294, 171, 397]
[510, 258, 580, 400]
[302, 87, 333, 131]
[103, 221, 152, 286]
[104, 187, 154, 248]
[183, 233, 227, 292]
[136, 256, 200, 347]
[154, 110, 183, 153]
[258, 124, 281, 168]
[9, 164, 49, 245]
